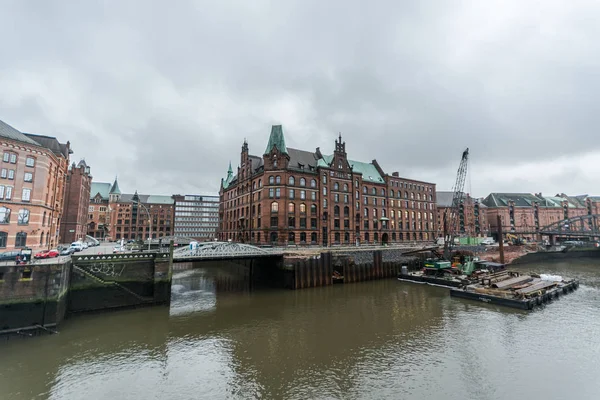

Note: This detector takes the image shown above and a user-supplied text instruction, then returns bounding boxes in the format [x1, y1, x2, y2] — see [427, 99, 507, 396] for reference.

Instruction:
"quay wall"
[1, 250, 173, 336]
[511, 249, 600, 265]
[285, 249, 420, 290]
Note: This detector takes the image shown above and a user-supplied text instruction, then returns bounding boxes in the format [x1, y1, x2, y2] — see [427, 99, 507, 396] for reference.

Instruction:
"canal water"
[1, 259, 599, 400]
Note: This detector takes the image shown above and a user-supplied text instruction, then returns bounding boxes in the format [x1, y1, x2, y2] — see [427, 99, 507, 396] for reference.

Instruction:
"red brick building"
[59, 160, 92, 244]
[0, 119, 71, 250]
[218, 125, 437, 246]
[88, 178, 174, 241]
[436, 192, 489, 238]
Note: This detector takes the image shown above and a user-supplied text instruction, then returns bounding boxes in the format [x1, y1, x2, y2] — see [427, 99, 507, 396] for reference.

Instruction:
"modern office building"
[172, 194, 219, 241]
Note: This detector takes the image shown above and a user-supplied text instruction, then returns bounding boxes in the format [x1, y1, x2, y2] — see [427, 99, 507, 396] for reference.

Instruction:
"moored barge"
[450, 271, 580, 310]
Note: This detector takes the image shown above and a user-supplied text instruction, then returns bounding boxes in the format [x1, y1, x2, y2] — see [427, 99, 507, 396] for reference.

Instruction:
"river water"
[1, 259, 599, 400]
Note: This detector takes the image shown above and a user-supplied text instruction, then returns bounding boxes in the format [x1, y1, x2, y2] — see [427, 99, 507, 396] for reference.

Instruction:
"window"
[0, 231, 7, 248]
[26, 157, 35, 167]
[275, 188, 281, 198]
[269, 188, 274, 198]
[89, 206, 95, 212]
[289, 176, 295, 185]
[276, 176, 281, 184]
[0, 186, 3, 199]
[391, 190, 394, 198]
[323, 174, 327, 184]
[99, 206, 107, 212]
[343, 183, 348, 192]
[269, 176, 274, 184]
[22, 188, 31, 202]
[323, 187, 327, 196]
[311, 204, 317, 215]
[300, 190, 306, 200]
[334, 182, 339, 190]
[24, 172, 33, 182]
[271, 202, 279, 212]
[300, 203, 306, 213]
[15, 232, 27, 247]
[8, 169, 14, 180]
[344, 206, 349, 217]
[311, 192, 316, 201]
[0, 169, 6, 178]
[289, 189, 295, 199]
[288, 203, 295, 213]
[18, 209, 30, 225]
[0, 207, 10, 223]
[371, 188, 376, 195]
[311, 179, 316, 188]
[356, 190, 359, 199]
[259, 179, 262, 187]
[2, 153, 8, 162]
[9, 154, 16, 164]
[323, 198, 328, 208]
[334, 205, 340, 217]
[363, 186, 367, 194]
[334, 194, 339, 203]
[364, 208, 368, 217]
[381, 189, 386, 196]
[300, 178, 306, 186]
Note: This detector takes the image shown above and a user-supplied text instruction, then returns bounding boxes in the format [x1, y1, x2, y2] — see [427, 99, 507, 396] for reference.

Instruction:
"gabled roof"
[483, 193, 546, 207]
[90, 182, 112, 200]
[24, 133, 71, 158]
[0, 119, 41, 146]
[316, 154, 384, 183]
[109, 178, 121, 195]
[264, 125, 288, 155]
[287, 148, 318, 172]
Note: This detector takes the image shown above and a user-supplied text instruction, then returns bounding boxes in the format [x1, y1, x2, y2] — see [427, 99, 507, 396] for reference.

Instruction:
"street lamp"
[134, 200, 152, 251]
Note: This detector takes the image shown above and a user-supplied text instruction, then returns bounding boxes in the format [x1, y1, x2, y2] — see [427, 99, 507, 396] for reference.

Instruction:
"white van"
[70, 242, 84, 252]
[481, 237, 495, 245]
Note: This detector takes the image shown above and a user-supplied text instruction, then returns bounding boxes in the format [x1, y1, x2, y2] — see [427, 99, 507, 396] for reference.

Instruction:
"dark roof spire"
[264, 125, 288, 155]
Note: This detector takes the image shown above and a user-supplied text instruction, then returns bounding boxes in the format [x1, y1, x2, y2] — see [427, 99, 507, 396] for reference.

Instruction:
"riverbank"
[478, 245, 600, 265]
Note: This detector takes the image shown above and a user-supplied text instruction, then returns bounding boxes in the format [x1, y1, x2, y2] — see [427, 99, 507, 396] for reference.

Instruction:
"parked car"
[60, 247, 75, 256]
[0, 250, 22, 262]
[34, 249, 60, 259]
[481, 238, 495, 245]
[70, 242, 84, 252]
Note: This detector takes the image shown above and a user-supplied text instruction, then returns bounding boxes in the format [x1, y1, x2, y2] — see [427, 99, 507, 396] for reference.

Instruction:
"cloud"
[1, 0, 599, 197]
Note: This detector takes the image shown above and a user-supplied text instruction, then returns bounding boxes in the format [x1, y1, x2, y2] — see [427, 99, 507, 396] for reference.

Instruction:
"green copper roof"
[109, 178, 121, 195]
[264, 125, 288, 155]
[90, 182, 111, 200]
[146, 195, 175, 204]
[318, 154, 384, 183]
[222, 161, 235, 189]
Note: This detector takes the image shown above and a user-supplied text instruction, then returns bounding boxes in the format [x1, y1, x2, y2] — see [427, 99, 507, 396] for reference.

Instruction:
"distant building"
[172, 194, 219, 241]
[218, 125, 437, 246]
[60, 160, 92, 244]
[87, 178, 174, 241]
[436, 192, 488, 238]
[0, 119, 72, 250]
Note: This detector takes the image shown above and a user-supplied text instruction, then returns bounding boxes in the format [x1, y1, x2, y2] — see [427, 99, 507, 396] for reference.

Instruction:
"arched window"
[364, 208, 368, 217]
[334, 205, 340, 216]
[311, 179, 316, 188]
[344, 206, 349, 217]
[373, 209, 378, 218]
[42, 211, 47, 226]
[363, 186, 367, 194]
[343, 183, 348, 192]
[405, 191, 409, 199]
[289, 176, 295, 185]
[269, 176, 274, 184]
[300, 178, 306, 186]
[0, 207, 11, 224]
[259, 179, 262, 187]
[288, 203, 295, 213]
[276, 176, 281, 184]
[382, 209, 386, 218]
[390, 190, 394, 198]
[271, 202, 279, 212]
[40, 231, 45, 245]
[355, 190, 359, 199]
[311, 232, 317, 243]
[371, 188, 376, 195]
[300, 203, 306, 213]
[310, 204, 317, 215]
[0, 231, 7, 248]
[429, 194, 433, 201]
[334, 182, 339, 190]
[300, 232, 307, 243]
[18, 209, 30, 225]
[258, 204, 262, 215]
[334, 232, 340, 243]
[381, 189, 386, 196]
[417, 193, 421, 200]
[391, 210, 395, 218]
[344, 232, 350, 243]
[252, 182, 256, 190]
[411, 192, 414, 199]
[15, 232, 27, 247]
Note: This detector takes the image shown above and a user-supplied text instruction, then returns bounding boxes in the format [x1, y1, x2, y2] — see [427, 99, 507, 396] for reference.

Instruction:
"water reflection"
[0, 259, 599, 400]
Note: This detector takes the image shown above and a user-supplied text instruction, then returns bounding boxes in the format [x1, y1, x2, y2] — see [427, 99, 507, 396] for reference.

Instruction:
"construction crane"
[443, 148, 469, 260]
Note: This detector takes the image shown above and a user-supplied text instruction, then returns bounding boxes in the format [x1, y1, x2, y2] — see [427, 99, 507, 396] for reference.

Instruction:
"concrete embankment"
[511, 249, 600, 265]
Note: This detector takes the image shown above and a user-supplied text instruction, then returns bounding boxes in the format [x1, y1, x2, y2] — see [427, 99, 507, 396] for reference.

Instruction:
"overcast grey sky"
[1, 0, 599, 198]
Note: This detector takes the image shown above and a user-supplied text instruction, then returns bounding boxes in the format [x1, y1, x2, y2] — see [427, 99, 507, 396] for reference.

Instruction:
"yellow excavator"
[506, 233, 526, 246]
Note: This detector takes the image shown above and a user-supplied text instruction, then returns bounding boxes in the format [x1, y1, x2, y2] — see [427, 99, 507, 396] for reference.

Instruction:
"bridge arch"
[539, 214, 600, 237]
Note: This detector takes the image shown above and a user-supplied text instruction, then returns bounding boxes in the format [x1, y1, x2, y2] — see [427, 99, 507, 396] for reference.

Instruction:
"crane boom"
[444, 148, 469, 259]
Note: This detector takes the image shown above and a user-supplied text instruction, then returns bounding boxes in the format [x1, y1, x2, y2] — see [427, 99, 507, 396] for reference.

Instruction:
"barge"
[398, 258, 505, 289]
[450, 271, 580, 310]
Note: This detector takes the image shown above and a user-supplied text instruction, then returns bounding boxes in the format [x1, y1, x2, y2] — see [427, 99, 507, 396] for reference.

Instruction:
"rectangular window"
[311, 218, 317, 228]
[269, 188, 274, 198]
[270, 216, 278, 227]
[311, 192, 316, 201]
[323, 187, 327, 195]
[5, 186, 12, 200]
[89, 206, 95, 212]
[8, 170, 14, 180]
[300, 190, 306, 200]
[344, 195, 349, 203]
[99, 206, 107, 212]
[2, 153, 8, 162]
[0, 169, 6, 178]
[0, 185, 4, 199]
[26, 157, 35, 167]
[289, 189, 295, 199]
[9, 154, 16, 164]
[275, 188, 281, 198]
[300, 218, 306, 228]
[334, 194, 339, 203]
[24, 172, 33, 182]
[22, 188, 31, 202]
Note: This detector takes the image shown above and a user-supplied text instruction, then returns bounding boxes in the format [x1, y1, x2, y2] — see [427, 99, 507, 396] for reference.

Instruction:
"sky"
[1, 0, 599, 198]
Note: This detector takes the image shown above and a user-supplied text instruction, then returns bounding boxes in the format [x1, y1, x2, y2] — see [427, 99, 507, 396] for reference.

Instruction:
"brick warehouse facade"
[59, 160, 92, 244]
[218, 125, 437, 246]
[0, 119, 71, 250]
[88, 178, 174, 241]
[436, 192, 489, 238]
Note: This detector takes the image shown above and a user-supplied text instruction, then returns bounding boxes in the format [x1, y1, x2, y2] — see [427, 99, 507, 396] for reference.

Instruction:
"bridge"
[173, 241, 284, 261]
[507, 214, 600, 240]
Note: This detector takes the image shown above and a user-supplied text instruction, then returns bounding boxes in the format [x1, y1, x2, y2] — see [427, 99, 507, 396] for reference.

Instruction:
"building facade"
[482, 193, 596, 239]
[172, 194, 219, 241]
[436, 192, 488, 238]
[218, 125, 437, 246]
[59, 160, 92, 244]
[88, 178, 175, 241]
[0, 119, 71, 250]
